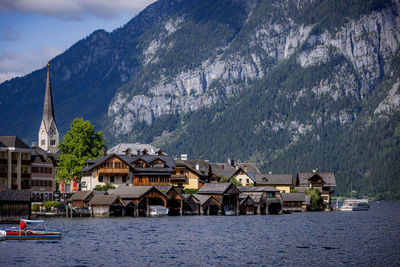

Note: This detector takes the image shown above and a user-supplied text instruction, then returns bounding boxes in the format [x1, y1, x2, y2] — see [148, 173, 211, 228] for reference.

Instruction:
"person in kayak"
[19, 220, 27, 236]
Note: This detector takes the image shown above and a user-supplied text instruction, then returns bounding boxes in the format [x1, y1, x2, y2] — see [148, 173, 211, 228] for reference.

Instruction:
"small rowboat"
[2, 219, 62, 240]
[0, 230, 6, 241]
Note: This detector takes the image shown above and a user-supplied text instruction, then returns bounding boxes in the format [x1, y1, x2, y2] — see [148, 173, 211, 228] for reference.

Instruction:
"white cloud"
[0, 0, 156, 20]
[0, 45, 62, 83]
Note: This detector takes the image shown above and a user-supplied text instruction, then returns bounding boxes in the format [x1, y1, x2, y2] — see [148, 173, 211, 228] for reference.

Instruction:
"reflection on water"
[1, 202, 399, 266]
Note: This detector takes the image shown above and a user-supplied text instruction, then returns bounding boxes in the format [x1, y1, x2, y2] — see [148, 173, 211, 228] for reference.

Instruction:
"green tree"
[305, 188, 324, 211]
[57, 118, 105, 183]
[220, 175, 242, 187]
[94, 183, 115, 191]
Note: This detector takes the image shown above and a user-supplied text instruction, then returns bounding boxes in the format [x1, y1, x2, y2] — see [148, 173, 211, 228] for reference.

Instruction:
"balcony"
[170, 174, 188, 182]
[98, 167, 129, 175]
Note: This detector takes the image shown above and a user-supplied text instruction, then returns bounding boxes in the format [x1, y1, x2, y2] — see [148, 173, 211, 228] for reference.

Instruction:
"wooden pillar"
[180, 199, 183, 216]
[146, 198, 149, 217]
[218, 206, 222, 216]
[200, 206, 204, 216]
[256, 205, 261, 215]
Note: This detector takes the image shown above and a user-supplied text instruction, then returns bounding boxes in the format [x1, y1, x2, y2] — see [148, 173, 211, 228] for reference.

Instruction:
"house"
[154, 185, 184, 215]
[0, 187, 31, 221]
[170, 159, 209, 189]
[296, 172, 336, 210]
[254, 173, 293, 193]
[238, 186, 283, 215]
[197, 183, 240, 215]
[81, 154, 133, 190]
[0, 136, 31, 190]
[88, 195, 125, 217]
[31, 146, 57, 202]
[209, 159, 260, 184]
[239, 195, 256, 215]
[182, 194, 200, 215]
[281, 192, 307, 213]
[109, 185, 169, 216]
[68, 190, 95, 208]
[191, 194, 223, 215]
[126, 155, 176, 186]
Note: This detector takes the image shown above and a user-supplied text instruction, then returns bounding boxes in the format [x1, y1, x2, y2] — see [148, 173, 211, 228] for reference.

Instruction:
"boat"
[2, 219, 62, 240]
[340, 199, 370, 211]
[0, 230, 6, 241]
[149, 205, 169, 216]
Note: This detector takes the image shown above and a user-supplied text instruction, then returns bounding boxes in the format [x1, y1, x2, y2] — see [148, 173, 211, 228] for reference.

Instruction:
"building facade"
[0, 136, 31, 190]
[31, 146, 57, 201]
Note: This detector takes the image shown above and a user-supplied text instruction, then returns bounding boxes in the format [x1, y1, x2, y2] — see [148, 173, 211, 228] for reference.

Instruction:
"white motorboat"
[149, 205, 169, 216]
[340, 199, 369, 211]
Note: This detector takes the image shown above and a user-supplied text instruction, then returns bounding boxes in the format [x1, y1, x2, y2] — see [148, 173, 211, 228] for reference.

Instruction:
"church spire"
[42, 63, 56, 125]
[38, 62, 59, 153]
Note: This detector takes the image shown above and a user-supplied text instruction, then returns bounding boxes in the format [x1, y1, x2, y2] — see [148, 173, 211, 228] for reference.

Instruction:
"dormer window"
[153, 162, 164, 168]
[136, 162, 145, 168]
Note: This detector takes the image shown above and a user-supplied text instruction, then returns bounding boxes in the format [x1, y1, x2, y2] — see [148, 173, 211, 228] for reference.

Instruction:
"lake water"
[1, 201, 399, 266]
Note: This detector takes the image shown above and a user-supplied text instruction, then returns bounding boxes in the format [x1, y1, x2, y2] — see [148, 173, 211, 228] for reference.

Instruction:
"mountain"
[1, 0, 399, 198]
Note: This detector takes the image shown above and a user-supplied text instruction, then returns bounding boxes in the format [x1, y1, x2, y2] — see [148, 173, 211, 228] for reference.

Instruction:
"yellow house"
[254, 173, 293, 193]
[170, 159, 210, 190]
[228, 168, 254, 186]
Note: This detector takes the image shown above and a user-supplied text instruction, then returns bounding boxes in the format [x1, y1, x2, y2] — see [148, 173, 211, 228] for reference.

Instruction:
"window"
[122, 176, 127, 183]
[110, 176, 115, 183]
[246, 179, 249, 183]
[136, 162, 145, 168]
[139, 177, 143, 182]
[50, 140, 56, 146]
[99, 175, 103, 182]
[153, 162, 163, 168]
[49, 168, 52, 174]
[41, 140, 45, 146]
[180, 170, 184, 175]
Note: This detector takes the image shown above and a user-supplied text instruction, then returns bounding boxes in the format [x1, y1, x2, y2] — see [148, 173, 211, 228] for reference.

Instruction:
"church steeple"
[43, 63, 56, 125]
[38, 63, 59, 153]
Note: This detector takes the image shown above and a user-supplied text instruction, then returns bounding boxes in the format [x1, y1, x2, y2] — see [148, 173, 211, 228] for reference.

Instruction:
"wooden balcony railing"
[98, 167, 129, 175]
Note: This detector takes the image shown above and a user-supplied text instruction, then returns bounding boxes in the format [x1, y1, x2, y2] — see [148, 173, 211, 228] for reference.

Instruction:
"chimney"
[31, 142, 37, 148]
[195, 164, 200, 171]
[269, 171, 272, 174]
[181, 154, 187, 161]
[228, 158, 234, 166]
[312, 169, 316, 173]
[244, 165, 247, 172]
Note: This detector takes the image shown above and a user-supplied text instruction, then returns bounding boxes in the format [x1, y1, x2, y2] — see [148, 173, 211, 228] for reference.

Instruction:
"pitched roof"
[31, 147, 57, 165]
[0, 136, 30, 149]
[210, 163, 238, 178]
[254, 174, 293, 185]
[197, 183, 240, 195]
[240, 192, 264, 203]
[281, 192, 306, 202]
[120, 154, 176, 169]
[238, 186, 279, 193]
[69, 191, 93, 201]
[192, 194, 222, 205]
[88, 195, 119, 206]
[175, 159, 210, 177]
[107, 143, 162, 155]
[154, 185, 174, 194]
[0, 189, 31, 201]
[81, 154, 132, 173]
[296, 172, 336, 187]
[239, 194, 256, 206]
[109, 185, 168, 200]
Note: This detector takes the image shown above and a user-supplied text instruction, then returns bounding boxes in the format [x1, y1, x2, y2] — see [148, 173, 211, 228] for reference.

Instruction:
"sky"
[0, 0, 156, 83]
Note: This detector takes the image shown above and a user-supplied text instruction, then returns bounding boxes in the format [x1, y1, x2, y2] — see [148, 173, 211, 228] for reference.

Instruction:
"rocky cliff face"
[107, 0, 400, 138]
